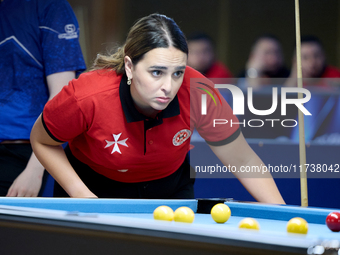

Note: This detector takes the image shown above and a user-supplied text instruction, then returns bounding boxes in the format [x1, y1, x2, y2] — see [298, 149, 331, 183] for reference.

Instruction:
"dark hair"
[187, 32, 214, 45]
[249, 34, 282, 55]
[91, 14, 188, 73]
[301, 35, 324, 48]
[252, 34, 281, 47]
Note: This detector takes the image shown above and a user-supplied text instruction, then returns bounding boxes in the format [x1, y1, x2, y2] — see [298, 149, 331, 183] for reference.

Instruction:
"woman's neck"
[133, 102, 159, 119]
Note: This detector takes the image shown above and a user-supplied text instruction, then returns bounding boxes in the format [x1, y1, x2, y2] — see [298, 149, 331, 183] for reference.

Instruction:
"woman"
[31, 14, 285, 203]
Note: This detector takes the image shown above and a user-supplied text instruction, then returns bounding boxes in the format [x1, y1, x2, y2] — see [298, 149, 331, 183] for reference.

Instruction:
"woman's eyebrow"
[175, 66, 186, 70]
[149, 65, 167, 70]
[148, 65, 186, 70]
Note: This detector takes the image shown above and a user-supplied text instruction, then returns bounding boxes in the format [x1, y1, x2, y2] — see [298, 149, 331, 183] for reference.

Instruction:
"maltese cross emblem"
[104, 133, 128, 154]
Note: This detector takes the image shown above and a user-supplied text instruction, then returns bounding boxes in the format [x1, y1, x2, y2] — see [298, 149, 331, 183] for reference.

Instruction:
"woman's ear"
[124, 56, 133, 79]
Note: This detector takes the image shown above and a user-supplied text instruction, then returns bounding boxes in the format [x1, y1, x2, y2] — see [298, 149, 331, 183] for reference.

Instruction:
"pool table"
[0, 198, 339, 255]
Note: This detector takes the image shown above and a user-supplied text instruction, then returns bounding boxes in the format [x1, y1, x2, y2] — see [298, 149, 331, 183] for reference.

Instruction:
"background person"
[0, 0, 86, 196]
[285, 35, 340, 88]
[187, 32, 233, 78]
[238, 34, 289, 89]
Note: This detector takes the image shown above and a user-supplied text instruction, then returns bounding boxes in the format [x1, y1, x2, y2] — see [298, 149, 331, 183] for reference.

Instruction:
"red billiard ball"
[326, 212, 340, 232]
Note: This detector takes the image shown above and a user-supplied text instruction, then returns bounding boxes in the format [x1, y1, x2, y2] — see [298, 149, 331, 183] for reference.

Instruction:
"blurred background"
[68, 0, 340, 75]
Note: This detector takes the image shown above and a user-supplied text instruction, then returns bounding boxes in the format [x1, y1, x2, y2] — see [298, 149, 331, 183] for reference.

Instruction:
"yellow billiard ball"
[174, 206, 195, 223]
[211, 203, 231, 223]
[287, 217, 308, 234]
[153, 206, 174, 221]
[238, 218, 260, 230]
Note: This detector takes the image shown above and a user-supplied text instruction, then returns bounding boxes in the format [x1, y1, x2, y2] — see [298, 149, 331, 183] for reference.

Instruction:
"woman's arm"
[7, 71, 77, 197]
[30, 115, 97, 198]
[209, 132, 285, 204]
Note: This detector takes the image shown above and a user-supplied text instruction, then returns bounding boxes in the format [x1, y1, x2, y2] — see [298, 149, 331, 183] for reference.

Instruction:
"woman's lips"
[156, 97, 170, 103]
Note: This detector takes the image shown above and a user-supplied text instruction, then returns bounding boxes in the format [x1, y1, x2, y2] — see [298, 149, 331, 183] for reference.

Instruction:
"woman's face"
[125, 47, 187, 117]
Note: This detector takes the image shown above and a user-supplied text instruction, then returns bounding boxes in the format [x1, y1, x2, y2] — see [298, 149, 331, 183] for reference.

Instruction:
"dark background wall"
[68, 0, 340, 76]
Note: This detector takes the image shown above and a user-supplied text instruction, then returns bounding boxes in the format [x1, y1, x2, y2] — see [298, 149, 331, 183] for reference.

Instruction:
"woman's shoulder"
[76, 69, 121, 83]
[183, 66, 205, 79]
[70, 69, 122, 99]
[182, 66, 214, 91]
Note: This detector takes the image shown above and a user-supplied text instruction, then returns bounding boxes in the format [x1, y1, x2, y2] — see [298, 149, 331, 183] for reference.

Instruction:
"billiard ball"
[153, 206, 174, 221]
[211, 203, 231, 223]
[287, 217, 308, 234]
[238, 218, 260, 230]
[326, 212, 340, 232]
[174, 206, 195, 223]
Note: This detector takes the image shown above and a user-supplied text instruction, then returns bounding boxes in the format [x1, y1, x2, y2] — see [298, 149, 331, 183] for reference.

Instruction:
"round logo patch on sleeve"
[173, 129, 192, 146]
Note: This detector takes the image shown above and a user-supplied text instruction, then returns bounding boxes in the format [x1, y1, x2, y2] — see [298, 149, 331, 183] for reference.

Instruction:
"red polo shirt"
[42, 66, 239, 183]
[321, 65, 340, 78]
[205, 61, 233, 78]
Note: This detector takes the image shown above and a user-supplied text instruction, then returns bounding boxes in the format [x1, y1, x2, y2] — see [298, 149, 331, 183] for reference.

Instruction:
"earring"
[127, 77, 131, 85]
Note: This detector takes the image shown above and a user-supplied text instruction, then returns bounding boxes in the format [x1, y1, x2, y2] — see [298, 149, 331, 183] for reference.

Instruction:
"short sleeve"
[38, 0, 86, 76]
[190, 77, 240, 146]
[42, 80, 87, 142]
